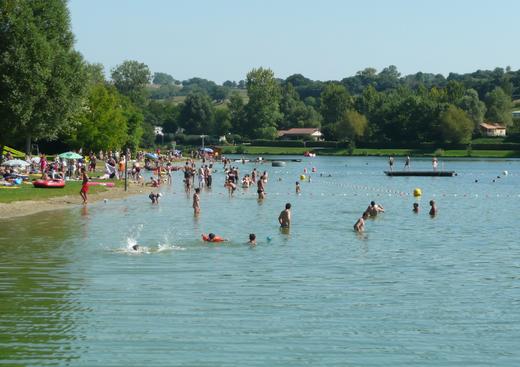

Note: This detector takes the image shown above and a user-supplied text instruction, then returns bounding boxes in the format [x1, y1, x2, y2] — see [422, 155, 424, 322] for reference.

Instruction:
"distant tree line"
[1, 0, 519, 157]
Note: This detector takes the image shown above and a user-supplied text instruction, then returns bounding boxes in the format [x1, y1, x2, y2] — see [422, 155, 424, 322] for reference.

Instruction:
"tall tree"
[485, 87, 513, 126]
[0, 0, 88, 155]
[335, 110, 368, 142]
[457, 89, 486, 130]
[320, 84, 352, 125]
[439, 105, 473, 143]
[70, 84, 128, 151]
[111, 60, 151, 106]
[245, 67, 282, 138]
[178, 92, 215, 135]
[228, 92, 246, 135]
[214, 108, 232, 136]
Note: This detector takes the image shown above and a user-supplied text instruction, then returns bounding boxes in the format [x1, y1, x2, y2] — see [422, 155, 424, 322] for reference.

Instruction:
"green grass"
[0, 180, 119, 204]
[218, 145, 520, 158]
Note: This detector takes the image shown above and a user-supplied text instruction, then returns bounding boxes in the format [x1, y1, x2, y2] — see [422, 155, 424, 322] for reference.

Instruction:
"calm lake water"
[1, 156, 520, 366]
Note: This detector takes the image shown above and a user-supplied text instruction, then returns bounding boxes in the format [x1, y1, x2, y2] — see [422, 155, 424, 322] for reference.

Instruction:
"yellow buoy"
[413, 188, 422, 197]
[300, 175, 306, 180]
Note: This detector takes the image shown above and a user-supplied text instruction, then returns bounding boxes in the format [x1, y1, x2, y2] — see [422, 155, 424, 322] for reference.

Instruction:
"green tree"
[111, 60, 151, 105]
[245, 67, 282, 138]
[153, 72, 176, 85]
[439, 105, 473, 143]
[457, 89, 486, 129]
[320, 84, 352, 125]
[71, 84, 128, 151]
[214, 108, 232, 136]
[121, 97, 144, 151]
[335, 110, 368, 142]
[485, 87, 512, 126]
[228, 92, 246, 135]
[0, 0, 88, 155]
[178, 92, 215, 134]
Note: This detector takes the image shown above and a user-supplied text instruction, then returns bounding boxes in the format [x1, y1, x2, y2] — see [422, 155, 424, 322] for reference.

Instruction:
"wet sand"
[0, 184, 145, 220]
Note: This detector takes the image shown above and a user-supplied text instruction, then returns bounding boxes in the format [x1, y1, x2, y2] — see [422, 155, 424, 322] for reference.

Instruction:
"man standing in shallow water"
[278, 203, 291, 227]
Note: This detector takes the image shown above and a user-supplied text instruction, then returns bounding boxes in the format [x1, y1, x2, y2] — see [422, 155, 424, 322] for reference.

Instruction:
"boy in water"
[248, 233, 256, 246]
[413, 202, 419, 213]
[193, 188, 200, 215]
[354, 211, 369, 232]
[278, 203, 291, 227]
[295, 181, 301, 194]
[429, 200, 437, 216]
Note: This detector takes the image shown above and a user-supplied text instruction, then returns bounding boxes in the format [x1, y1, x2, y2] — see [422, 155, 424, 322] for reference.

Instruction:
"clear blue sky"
[69, 0, 520, 84]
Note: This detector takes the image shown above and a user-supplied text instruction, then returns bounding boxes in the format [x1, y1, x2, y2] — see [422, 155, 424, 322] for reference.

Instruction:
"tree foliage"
[439, 105, 473, 143]
[71, 84, 128, 151]
[178, 92, 215, 135]
[245, 67, 282, 138]
[111, 60, 151, 105]
[0, 0, 88, 153]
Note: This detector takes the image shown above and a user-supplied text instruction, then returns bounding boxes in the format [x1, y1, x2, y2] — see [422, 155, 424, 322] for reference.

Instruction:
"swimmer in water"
[295, 181, 301, 194]
[248, 233, 256, 246]
[354, 211, 369, 232]
[413, 202, 419, 213]
[366, 201, 384, 217]
[278, 203, 291, 228]
[429, 200, 437, 216]
[132, 244, 139, 251]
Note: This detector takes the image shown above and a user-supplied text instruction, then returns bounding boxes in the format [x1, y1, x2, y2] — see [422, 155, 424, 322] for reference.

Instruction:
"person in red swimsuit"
[80, 168, 89, 204]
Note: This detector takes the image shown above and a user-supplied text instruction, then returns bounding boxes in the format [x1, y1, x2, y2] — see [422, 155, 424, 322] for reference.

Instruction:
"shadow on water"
[0, 210, 82, 365]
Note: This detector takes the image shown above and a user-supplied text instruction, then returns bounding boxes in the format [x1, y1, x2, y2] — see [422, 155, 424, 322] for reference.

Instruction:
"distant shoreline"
[219, 145, 520, 158]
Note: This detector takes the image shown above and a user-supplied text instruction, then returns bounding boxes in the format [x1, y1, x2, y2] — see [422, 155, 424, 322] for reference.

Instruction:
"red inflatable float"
[33, 179, 65, 188]
[202, 234, 225, 242]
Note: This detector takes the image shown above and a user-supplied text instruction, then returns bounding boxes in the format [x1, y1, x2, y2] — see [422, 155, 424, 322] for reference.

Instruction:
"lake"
[1, 156, 519, 366]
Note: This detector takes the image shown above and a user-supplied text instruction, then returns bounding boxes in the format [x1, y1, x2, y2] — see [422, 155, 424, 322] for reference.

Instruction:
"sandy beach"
[0, 184, 145, 220]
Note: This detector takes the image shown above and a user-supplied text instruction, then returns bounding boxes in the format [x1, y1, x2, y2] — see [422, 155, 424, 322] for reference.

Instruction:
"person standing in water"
[404, 156, 411, 170]
[80, 167, 89, 204]
[366, 201, 384, 217]
[193, 188, 201, 215]
[413, 203, 419, 213]
[432, 156, 438, 172]
[278, 203, 291, 228]
[295, 181, 301, 194]
[388, 156, 394, 171]
[257, 176, 265, 200]
[354, 212, 369, 232]
[429, 200, 437, 216]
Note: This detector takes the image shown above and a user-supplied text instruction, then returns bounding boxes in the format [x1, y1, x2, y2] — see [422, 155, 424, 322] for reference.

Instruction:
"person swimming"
[248, 233, 256, 245]
[413, 202, 419, 213]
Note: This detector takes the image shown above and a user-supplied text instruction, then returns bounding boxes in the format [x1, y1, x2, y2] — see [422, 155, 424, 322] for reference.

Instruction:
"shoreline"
[0, 184, 145, 220]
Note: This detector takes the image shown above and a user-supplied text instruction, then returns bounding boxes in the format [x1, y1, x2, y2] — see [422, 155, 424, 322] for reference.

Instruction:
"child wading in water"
[193, 188, 200, 215]
[80, 168, 89, 204]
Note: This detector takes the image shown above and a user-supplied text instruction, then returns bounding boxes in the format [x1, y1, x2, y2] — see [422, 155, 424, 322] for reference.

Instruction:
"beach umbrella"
[145, 152, 158, 160]
[1, 159, 30, 167]
[59, 151, 83, 159]
[200, 147, 213, 153]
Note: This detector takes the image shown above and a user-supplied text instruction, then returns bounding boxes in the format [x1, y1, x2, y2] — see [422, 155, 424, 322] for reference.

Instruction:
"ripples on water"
[1, 157, 520, 366]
